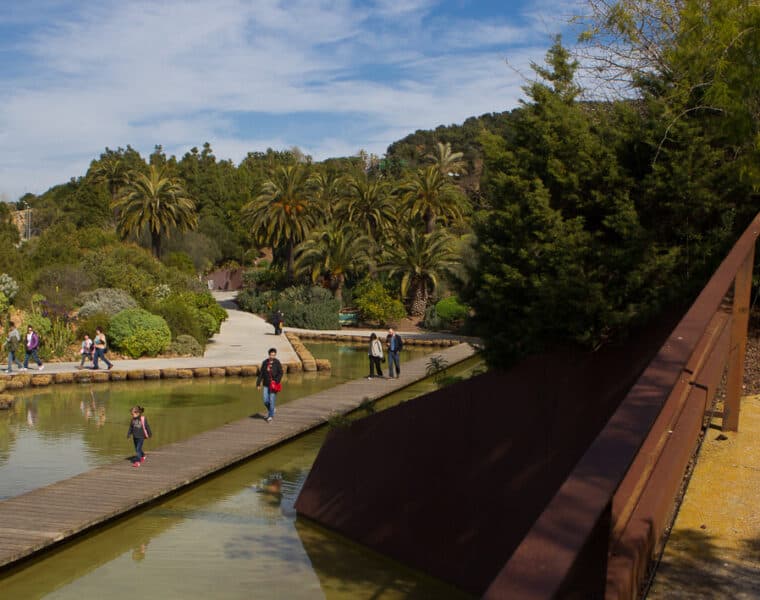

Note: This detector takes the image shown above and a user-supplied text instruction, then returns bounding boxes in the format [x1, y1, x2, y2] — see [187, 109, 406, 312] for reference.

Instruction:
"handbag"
[270, 381, 282, 393]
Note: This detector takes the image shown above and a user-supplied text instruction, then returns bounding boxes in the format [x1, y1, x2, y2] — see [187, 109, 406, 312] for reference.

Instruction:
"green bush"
[163, 251, 196, 274]
[168, 334, 204, 357]
[237, 289, 279, 314]
[278, 286, 341, 329]
[45, 317, 76, 359]
[435, 296, 469, 324]
[150, 291, 226, 346]
[35, 265, 93, 309]
[353, 279, 406, 325]
[109, 308, 171, 358]
[78, 288, 138, 318]
[242, 267, 285, 292]
[76, 312, 111, 341]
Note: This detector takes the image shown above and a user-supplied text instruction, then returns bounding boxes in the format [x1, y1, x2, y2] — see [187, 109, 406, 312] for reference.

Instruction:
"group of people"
[77, 327, 113, 370]
[3, 322, 113, 372]
[4, 322, 44, 372]
[367, 328, 404, 379]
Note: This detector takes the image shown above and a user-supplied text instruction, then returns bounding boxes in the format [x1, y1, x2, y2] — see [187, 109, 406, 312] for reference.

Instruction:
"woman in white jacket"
[367, 332, 384, 379]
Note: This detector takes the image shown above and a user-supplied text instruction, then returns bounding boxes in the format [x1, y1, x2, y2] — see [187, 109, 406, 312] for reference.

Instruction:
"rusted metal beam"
[723, 245, 755, 431]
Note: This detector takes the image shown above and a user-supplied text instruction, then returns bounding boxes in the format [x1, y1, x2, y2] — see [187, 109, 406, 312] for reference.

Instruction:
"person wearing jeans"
[256, 348, 283, 423]
[5, 321, 24, 372]
[23, 325, 43, 370]
[386, 327, 403, 378]
[92, 327, 113, 370]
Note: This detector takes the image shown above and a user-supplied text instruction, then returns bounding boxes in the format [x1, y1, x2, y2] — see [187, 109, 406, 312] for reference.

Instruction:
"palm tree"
[338, 173, 395, 240]
[399, 166, 469, 234]
[112, 165, 198, 258]
[88, 154, 130, 204]
[242, 164, 316, 280]
[425, 141, 467, 177]
[383, 227, 458, 317]
[294, 224, 369, 302]
[311, 170, 344, 222]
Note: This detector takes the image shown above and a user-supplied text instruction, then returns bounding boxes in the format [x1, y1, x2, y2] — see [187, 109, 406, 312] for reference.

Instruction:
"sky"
[0, 0, 582, 202]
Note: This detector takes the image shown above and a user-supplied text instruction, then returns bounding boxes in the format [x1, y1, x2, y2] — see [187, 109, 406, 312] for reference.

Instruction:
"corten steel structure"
[296, 213, 760, 599]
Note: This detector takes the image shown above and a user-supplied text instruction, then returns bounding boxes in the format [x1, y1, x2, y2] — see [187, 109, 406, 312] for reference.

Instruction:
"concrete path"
[6, 291, 472, 378]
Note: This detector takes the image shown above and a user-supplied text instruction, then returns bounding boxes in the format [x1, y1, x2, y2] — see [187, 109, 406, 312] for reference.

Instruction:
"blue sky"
[0, 0, 581, 201]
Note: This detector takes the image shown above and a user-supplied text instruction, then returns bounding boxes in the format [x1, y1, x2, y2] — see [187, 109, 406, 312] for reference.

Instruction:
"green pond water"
[0, 343, 481, 599]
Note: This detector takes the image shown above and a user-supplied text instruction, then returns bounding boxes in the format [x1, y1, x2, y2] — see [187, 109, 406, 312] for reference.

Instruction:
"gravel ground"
[742, 333, 760, 395]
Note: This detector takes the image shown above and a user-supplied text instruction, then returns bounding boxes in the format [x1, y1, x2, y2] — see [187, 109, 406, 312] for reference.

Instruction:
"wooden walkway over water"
[0, 343, 477, 570]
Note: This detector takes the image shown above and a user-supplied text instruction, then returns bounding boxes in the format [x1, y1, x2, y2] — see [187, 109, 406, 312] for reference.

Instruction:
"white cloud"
[0, 0, 577, 200]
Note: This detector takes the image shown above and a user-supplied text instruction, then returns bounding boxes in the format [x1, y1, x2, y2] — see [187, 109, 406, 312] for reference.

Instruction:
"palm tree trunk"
[286, 240, 295, 282]
[334, 274, 344, 303]
[409, 282, 428, 317]
[424, 208, 435, 234]
[151, 231, 162, 259]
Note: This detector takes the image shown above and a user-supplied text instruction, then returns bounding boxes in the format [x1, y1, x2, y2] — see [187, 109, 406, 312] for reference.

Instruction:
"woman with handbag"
[256, 347, 283, 423]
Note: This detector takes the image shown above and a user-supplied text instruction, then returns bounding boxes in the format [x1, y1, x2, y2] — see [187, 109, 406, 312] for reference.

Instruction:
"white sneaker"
[266, 417, 273, 423]
[20, 367, 27, 372]
[38, 365, 44, 371]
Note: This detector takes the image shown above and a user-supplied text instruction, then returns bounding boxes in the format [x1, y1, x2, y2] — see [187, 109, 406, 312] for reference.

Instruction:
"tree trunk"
[409, 281, 428, 317]
[286, 240, 295, 282]
[334, 275, 344, 303]
[424, 208, 435, 234]
[151, 230, 162, 259]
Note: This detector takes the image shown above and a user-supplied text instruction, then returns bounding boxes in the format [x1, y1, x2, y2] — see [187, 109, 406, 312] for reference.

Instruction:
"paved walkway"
[648, 394, 760, 598]
[5, 292, 472, 377]
[0, 342, 478, 570]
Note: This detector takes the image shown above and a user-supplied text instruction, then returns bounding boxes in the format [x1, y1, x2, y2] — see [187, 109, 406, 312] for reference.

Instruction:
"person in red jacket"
[256, 348, 283, 423]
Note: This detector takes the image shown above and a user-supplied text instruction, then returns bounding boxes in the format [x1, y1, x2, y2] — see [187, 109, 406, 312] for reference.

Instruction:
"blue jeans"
[388, 350, 401, 377]
[133, 437, 145, 462]
[7, 350, 23, 371]
[263, 386, 277, 419]
[23, 348, 42, 368]
[93, 347, 112, 369]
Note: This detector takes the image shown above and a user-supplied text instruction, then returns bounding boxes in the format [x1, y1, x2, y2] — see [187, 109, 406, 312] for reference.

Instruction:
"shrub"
[242, 267, 285, 292]
[277, 286, 341, 329]
[168, 334, 203, 357]
[237, 289, 279, 314]
[78, 288, 138, 318]
[434, 296, 469, 324]
[0, 273, 19, 303]
[422, 304, 443, 330]
[353, 279, 406, 325]
[35, 265, 93, 309]
[163, 251, 196, 274]
[109, 308, 171, 358]
[151, 291, 226, 346]
[76, 312, 111, 341]
[45, 317, 76, 359]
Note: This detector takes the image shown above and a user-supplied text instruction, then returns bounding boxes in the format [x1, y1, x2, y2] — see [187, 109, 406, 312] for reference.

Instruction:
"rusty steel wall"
[295, 309, 682, 595]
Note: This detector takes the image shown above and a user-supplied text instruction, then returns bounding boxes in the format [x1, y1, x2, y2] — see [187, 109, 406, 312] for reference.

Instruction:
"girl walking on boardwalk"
[256, 347, 283, 423]
[127, 406, 152, 467]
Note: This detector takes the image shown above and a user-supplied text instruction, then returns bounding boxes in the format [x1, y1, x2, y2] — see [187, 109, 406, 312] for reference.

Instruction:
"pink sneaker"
[132, 462, 140, 468]
[141, 455, 147, 462]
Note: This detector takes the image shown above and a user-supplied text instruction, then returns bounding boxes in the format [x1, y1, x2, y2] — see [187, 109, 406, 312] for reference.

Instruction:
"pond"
[0, 348, 482, 599]
[0, 343, 435, 500]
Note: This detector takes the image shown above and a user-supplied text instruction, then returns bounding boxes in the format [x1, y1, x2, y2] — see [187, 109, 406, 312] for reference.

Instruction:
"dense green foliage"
[77, 288, 138, 318]
[353, 279, 406, 325]
[168, 334, 204, 357]
[109, 308, 172, 358]
[2, 0, 755, 368]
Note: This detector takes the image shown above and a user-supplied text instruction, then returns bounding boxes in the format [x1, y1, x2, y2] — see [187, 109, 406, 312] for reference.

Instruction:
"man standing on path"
[386, 328, 403, 379]
[256, 347, 283, 423]
[23, 325, 43, 370]
[4, 321, 24, 372]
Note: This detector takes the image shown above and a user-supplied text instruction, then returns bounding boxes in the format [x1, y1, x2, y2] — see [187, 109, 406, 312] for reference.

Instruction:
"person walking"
[23, 325, 43, 370]
[127, 405, 152, 467]
[78, 333, 94, 368]
[92, 327, 113, 370]
[256, 347, 283, 423]
[4, 321, 24, 372]
[386, 327, 403, 378]
[367, 332, 384, 379]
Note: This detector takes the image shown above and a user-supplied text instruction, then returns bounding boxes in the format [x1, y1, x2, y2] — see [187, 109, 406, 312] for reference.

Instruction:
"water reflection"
[0, 355, 482, 599]
[0, 343, 431, 499]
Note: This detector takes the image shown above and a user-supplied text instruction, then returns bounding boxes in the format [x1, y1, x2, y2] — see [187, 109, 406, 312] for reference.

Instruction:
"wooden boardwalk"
[0, 343, 477, 570]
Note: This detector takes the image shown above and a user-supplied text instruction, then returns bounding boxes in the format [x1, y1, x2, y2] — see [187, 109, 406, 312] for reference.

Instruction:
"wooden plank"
[0, 344, 477, 570]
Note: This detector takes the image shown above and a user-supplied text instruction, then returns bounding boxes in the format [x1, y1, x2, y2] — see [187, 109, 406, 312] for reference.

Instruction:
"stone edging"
[292, 330, 463, 347]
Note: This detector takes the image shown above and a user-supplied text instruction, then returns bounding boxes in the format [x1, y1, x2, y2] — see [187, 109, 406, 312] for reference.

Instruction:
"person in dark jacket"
[386, 327, 403, 378]
[256, 347, 283, 422]
[127, 405, 152, 467]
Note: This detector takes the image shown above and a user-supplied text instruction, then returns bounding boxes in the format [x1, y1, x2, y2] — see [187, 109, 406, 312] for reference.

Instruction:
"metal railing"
[484, 212, 760, 599]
